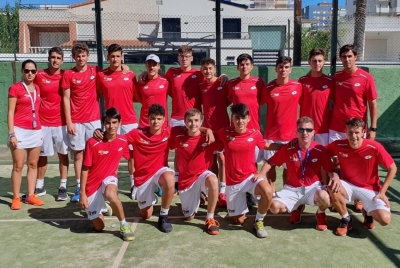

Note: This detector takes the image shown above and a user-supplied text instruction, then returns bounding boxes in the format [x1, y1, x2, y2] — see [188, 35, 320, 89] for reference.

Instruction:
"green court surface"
[1, 163, 400, 268]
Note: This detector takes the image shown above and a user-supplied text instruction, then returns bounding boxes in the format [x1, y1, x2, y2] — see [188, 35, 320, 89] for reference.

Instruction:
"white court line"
[111, 218, 139, 268]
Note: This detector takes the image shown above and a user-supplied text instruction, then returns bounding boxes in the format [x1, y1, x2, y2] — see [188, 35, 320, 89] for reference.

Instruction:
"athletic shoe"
[218, 193, 227, 208]
[156, 186, 163, 197]
[10, 197, 21, 210]
[362, 209, 375, 229]
[200, 191, 207, 206]
[335, 216, 353, 236]
[290, 204, 305, 224]
[158, 215, 173, 233]
[246, 192, 258, 209]
[315, 211, 328, 231]
[103, 201, 113, 216]
[120, 223, 135, 241]
[71, 187, 80, 202]
[25, 194, 44, 206]
[34, 186, 46, 197]
[354, 199, 363, 212]
[130, 186, 137, 200]
[253, 220, 268, 238]
[204, 218, 220, 235]
[57, 187, 68, 201]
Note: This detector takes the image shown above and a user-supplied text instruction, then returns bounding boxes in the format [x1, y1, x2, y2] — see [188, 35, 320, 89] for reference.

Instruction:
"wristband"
[369, 127, 377, 132]
[9, 133, 16, 139]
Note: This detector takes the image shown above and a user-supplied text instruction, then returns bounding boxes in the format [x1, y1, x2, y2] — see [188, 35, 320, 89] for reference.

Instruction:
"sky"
[1, 0, 346, 8]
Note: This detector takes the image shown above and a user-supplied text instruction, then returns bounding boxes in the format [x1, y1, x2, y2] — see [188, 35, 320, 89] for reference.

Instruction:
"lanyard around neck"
[21, 82, 37, 113]
[297, 146, 311, 184]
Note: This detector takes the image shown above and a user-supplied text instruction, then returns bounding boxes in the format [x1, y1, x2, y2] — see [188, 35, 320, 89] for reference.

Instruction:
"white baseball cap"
[146, 54, 160, 63]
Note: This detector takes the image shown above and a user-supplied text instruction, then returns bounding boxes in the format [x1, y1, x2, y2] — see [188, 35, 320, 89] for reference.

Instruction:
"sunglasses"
[297, 128, 314, 133]
[23, 69, 37, 74]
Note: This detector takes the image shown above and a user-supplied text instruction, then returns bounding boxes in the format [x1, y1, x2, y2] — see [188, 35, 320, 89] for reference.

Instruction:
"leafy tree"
[0, 0, 20, 53]
[301, 27, 331, 61]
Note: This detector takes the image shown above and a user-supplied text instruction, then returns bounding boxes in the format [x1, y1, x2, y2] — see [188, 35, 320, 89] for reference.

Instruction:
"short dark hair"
[231, 103, 249, 118]
[236, 53, 253, 65]
[346, 117, 365, 129]
[48, 47, 64, 59]
[339, 44, 357, 57]
[107, 43, 123, 55]
[200, 57, 216, 66]
[297, 116, 314, 127]
[102, 107, 121, 123]
[21, 59, 37, 70]
[184, 108, 203, 121]
[148, 104, 165, 117]
[308, 48, 325, 61]
[276, 56, 292, 67]
[71, 43, 89, 56]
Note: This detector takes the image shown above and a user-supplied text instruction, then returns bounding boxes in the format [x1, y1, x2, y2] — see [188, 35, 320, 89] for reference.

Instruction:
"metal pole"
[94, 0, 105, 113]
[293, 0, 302, 66]
[287, 19, 291, 58]
[215, 0, 221, 76]
[330, 0, 339, 75]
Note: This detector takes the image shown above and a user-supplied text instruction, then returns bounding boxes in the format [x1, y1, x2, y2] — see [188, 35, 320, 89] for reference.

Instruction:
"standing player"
[199, 57, 230, 207]
[97, 43, 138, 197]
[327, 118, 396, 236]
[298, 48, 333, 146]
[329, 44, 378, 212]
[62, 43, 101, 202]
[215, 104, 276, 238]
[34, 47, 70, 201]
[169, 108, 221, 235]
[263, 117, 338, 231]
[261, 56, 302, 190]
[79, 108, 135, 241]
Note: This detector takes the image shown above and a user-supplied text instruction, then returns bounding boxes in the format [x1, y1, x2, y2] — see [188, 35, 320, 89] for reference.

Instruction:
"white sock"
[76, 179, 81, 188]
[317, 208, 324, 214]
[342, 212, 349, 219]
[219, 182, 226, 194]
[60, 179, 67, 189]
[255, 211, 266, 222]
[130, 175, 134, 187]
[120, 219, 127, 226]
[160, 207, 169, 216]
[36, 179, 44, 188]
[206, 212, 214, 219]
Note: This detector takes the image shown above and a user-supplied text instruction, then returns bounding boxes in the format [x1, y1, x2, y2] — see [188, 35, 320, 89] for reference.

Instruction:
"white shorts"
[226, 175, 265, 216]
[9, 126, 43, 149]
[117, 123, 138, 135]
[264, 139, 288, 168]
[314, 133, 329, 146]
[136, 167, 174, 209]
[340, 180, 390, 213]
[40, 125, 69, 156]
[328, 129, 346, 144]
[273, 181, 323, 212]
[179, 170, 215, 218]
[86, 176, 118, 220]
[170, 118, 185, 127]
[69, 120, 101, 151]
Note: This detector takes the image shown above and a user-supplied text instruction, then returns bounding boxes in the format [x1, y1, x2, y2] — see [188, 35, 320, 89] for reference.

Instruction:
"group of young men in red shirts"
[30, 42, 396, 241]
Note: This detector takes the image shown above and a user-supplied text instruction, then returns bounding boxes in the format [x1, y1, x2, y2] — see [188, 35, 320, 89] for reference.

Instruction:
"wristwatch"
[8, 132, 16, 139]
[369, 127, 377, 132]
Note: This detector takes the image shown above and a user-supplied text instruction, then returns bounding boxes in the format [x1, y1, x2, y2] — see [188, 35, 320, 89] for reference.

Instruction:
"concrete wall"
[1, 63, 400, 148]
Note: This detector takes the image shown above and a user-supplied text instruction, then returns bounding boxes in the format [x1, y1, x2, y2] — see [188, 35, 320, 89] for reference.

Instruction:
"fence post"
[330, 0, 339, 75]
[215, 0, 222, 76]
[94, 0, 105, 113]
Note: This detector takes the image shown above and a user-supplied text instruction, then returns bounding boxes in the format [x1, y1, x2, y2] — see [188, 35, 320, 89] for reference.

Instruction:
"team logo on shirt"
[291, 91, 297, 95]
[247, 138, 254, 142]
[72, 79, 81, 84]
[140, 138, 150, 144]
[144, 86, 149, 89]
[233, 86, 240, 91]
[90, 75, 95, 80]
[175, 75, 181, 78]
[118, 147, 123, 151]
[180, 143, 189, 147]
[337, 82, 343, 86]
[322, 85, 328, 89]
[251, 86, 256, 90]
[98, 150, 109, 155]
[162, 137, 168, 142]
[365, 155, 372, 159]
[191, 75, 197, 78]
[104, 77, 112, 81]
[160, 85, 164, 88]
[217, 86, 223, 90]
[202, 89, 208, 93]
[305, 84, 310, 88]
[338, 152, 348, 157]
[271, 93, 279, 97]
[312, 158, 318, 162]
[42, 79, 51, 84]
[289, 156, 299, 161]
[354, 83, 361, 87]
[226, 135, 235, 141]
[123, 77, 129, 81]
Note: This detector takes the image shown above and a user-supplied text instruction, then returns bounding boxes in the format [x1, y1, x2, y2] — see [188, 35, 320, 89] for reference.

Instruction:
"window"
[77, 22, 95, 40]
[223, 18, 241, 39]
[162, 18, 181, 40]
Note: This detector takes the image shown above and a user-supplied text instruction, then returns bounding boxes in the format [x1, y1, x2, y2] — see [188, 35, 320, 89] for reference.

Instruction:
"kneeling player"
[327, 118, 396, 236]
[79, 108, 135, 241]
[170, 108, 221, 235]
[262, 117, 338, 231]
[215, 104, 276, 238]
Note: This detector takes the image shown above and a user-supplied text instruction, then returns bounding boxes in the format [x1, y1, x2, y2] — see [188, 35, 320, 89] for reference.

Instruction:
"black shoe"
[246, 192, 257, 209]
[158, 215, 173, 233]
[57, 187, 68, 201]
[34, 187, 46, 197]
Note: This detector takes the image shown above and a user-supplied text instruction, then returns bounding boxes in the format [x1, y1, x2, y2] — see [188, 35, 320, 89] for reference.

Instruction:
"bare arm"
[7, 97, 18, 147]
[367, 99, 378, 140]
[79, 166, 89, 209]
[63, 88, 76, 135]
[373, 162, 397, 207]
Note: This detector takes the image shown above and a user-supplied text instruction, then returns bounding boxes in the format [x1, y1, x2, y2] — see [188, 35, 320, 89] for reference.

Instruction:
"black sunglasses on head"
[23, 69, 37, 74]
[297, 128, 314, 133]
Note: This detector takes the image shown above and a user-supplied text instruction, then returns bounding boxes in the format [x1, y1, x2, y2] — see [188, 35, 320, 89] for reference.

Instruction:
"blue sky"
[1, 0, 346, 8]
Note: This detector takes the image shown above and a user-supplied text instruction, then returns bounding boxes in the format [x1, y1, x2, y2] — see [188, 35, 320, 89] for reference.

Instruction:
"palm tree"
[353, 0, 366, 61]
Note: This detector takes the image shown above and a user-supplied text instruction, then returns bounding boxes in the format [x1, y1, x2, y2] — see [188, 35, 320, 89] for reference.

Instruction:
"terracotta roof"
[70, 0, 107, 8]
